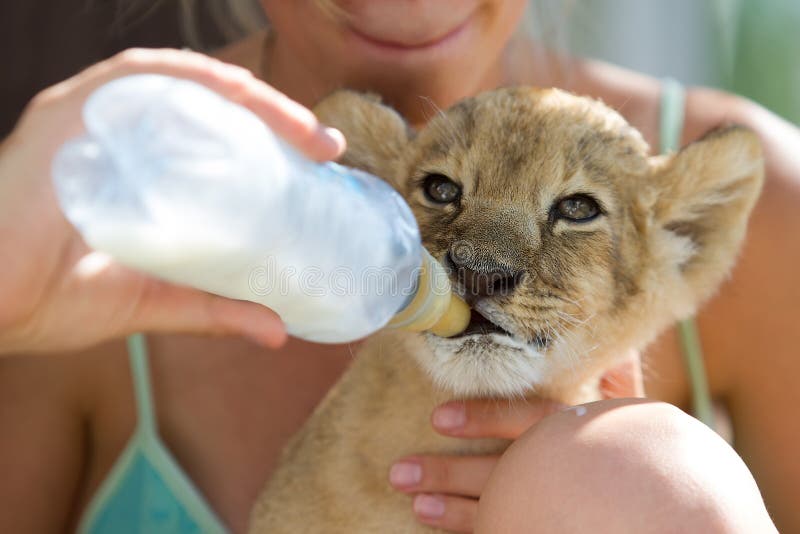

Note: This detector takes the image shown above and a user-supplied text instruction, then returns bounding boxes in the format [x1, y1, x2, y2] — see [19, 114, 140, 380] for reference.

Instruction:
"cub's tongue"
[446, 308, 552, 350]
[452, 308, 512, 338]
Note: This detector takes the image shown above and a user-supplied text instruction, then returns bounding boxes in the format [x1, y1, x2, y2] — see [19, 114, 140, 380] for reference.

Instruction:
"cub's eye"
[422, 174, 461, 204]
[554, 195, 601, 222]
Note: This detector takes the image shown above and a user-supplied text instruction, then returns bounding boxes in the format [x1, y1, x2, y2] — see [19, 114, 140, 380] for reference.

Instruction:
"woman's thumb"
[130, 279, 288, 348]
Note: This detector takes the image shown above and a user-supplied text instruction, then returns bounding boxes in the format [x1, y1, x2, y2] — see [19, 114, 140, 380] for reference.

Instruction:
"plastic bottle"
[52, 74, 469, 343]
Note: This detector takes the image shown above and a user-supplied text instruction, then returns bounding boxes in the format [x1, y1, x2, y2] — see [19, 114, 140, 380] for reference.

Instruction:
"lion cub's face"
[315, 88, 763, 398]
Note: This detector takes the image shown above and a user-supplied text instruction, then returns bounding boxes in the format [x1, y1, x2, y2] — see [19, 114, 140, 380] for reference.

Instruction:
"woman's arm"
[685, 88, 800, 533]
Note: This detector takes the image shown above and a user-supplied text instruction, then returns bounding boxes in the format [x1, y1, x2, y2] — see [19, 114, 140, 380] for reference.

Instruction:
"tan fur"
[248, 88, 764, 533]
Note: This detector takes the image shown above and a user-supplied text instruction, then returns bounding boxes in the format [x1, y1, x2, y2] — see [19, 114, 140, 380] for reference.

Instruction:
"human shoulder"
[565, 57, 662, 149]
[569, 57, 761, 151]
[683, 86, 754, 144]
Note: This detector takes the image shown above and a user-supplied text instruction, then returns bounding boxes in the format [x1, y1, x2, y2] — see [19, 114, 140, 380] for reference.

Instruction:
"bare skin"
[476, 400, 777, 533]
[1, 2, 798, 533]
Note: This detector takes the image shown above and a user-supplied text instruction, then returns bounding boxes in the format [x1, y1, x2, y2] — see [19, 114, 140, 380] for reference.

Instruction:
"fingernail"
[432, 403, 466, 430]
[389, 461, 422, 487]
[245, 327, 287, 349]
[217, 62, 253, 80]
[321, 126, 346, 154]
[414, 494, 445, 519]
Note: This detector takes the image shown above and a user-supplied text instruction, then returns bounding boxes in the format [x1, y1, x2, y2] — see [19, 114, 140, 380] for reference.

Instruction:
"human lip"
[345, 14, 474, 54]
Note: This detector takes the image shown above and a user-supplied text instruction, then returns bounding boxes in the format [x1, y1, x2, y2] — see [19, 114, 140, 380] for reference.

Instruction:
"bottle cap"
[387, 249, 470, 337]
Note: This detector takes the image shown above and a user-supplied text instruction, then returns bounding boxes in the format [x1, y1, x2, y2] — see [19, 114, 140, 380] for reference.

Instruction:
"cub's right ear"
[313, 90, 412, 186]
[649, 125, 764, 305]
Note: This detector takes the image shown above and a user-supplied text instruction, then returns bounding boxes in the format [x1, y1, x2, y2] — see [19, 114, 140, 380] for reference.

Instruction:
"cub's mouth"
[449, 307, 551, 350]
[452, 308, 512, 337]
[419, 302, 555, 397]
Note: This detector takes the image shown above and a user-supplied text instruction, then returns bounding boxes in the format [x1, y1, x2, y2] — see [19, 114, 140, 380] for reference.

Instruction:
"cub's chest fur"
[248, 88, 763, 533]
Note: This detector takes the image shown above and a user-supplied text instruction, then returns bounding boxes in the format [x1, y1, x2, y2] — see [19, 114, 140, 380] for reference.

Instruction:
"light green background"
[547, 0, 799, 124]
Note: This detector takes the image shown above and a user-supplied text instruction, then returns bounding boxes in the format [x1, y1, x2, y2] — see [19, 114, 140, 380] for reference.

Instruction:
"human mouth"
[345, 14, 474, 55]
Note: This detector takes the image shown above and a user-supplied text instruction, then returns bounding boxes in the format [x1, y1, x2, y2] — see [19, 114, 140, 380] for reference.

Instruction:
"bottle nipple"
[387, 249, 470, 337]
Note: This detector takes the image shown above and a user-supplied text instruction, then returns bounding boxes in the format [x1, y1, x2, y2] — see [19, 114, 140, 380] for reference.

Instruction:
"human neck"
[262, 32, 521, 126]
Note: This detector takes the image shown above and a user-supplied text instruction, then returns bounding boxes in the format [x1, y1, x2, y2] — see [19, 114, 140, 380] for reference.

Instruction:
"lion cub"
[249, 88, 763, 533]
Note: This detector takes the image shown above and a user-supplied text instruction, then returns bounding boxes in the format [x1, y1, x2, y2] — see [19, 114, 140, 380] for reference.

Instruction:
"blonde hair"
[177, 0, 266, 49]
[176, 0, 344, 50]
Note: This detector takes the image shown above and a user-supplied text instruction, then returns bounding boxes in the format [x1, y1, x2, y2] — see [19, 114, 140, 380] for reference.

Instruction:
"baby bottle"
[52, 74, 469, 343]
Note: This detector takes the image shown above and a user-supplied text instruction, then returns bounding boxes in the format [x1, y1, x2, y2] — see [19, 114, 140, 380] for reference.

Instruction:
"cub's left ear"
[312, 90, 412, 189]
[649, 125, 764, 302]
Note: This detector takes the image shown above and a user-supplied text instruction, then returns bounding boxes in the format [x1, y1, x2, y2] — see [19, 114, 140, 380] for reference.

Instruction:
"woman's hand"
[389, 351, 645, 532]
[0, 48, 346, 355]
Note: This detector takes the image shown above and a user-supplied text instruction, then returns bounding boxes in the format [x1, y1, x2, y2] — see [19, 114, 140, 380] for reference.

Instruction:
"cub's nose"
[445, 250, 524, 299]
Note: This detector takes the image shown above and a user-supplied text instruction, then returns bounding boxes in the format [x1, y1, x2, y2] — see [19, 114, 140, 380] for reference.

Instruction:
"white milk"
[53, 74, 422, 343]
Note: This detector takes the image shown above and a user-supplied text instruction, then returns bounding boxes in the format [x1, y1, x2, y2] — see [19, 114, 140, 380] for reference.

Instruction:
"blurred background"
[560, 0, 800, 124]
[1, 0, 798, 137]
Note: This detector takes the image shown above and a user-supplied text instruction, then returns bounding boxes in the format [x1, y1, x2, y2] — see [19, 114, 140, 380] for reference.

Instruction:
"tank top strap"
[659, 78, 686, 154]
[659, 79, 716, 430]
[77, 334, 230, 533]
[126, 333, 159, 437]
